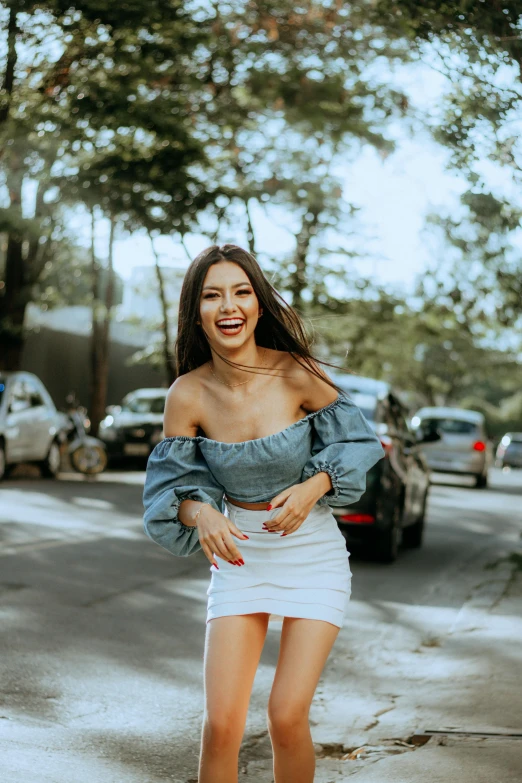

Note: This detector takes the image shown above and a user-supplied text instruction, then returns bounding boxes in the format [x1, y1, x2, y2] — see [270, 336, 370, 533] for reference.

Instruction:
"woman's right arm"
[163, 377, 205, 528]
[143, 377, 248, 564]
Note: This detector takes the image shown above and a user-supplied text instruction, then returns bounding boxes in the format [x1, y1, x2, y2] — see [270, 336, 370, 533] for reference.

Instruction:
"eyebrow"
[202, 282, 252, 291]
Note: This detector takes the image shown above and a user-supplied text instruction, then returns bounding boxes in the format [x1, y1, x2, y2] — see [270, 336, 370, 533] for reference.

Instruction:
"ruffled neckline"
[161, 396, 343, 447]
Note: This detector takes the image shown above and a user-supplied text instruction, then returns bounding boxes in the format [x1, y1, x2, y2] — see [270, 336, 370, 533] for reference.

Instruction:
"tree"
[86, 213, 114, 435]
[148, 231, 176, 387]
[189, 0, 410, 309]
[373, 1, 522, 326]
[0, 0, 212, 370]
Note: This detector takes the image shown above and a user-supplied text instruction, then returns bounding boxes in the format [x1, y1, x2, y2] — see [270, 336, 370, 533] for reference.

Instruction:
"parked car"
[0, 371, 63, 480]
[331, 374, 434, 563]
[98, 388, 167, 464]
[410, 407, 491, 488]
[496, 433, 522, 469]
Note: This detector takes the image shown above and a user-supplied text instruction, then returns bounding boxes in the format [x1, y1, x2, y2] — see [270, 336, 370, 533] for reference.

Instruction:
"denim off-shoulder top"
[142, 395, 385, 557]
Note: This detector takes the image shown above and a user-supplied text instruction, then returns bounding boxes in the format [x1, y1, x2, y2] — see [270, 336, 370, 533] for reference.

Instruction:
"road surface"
[0, 466, 521, 782]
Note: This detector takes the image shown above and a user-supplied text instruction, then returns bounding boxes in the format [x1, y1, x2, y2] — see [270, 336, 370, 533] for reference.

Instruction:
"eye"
[202, 292, 218, 299]
[237, 289, 252, 295]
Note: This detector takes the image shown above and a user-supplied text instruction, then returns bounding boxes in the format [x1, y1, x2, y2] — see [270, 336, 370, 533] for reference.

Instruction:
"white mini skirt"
[206, 499, 352, 629]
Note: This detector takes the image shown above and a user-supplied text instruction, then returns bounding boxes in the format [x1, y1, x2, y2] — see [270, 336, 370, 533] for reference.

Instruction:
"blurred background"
[1, 5, 522, 783]
[1, 1, 521, 438]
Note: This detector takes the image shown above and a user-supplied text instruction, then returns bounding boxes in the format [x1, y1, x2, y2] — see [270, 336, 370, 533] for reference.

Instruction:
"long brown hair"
[175, 244, 342, 391]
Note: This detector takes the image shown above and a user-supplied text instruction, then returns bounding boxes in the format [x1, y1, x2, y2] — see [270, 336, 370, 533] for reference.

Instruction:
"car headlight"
[150, 428, 164, 445]
[99, 418, 119, 441]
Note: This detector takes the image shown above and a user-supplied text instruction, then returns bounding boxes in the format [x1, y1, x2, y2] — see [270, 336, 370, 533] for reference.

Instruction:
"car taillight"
[379, 435, 393, 455]
[472, 441, 486, 452]
[339, 513, 375, 524]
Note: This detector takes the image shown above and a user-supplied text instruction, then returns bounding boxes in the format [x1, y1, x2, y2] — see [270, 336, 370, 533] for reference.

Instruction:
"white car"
[411, 406, 491, 488]
[0, 371, 63, 480]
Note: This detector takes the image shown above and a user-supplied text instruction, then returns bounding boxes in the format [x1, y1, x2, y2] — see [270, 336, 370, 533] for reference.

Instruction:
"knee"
[202, 711, 243, 754]
[267, 700, 309, 747]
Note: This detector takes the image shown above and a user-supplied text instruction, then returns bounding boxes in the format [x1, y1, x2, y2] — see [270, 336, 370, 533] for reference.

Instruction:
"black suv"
[332, 374, 435, 563]
[98, 388, 167, 465]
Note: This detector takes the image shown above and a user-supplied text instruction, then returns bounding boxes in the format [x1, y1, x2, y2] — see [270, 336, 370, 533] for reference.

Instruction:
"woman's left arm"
[265, 363, 384, 535]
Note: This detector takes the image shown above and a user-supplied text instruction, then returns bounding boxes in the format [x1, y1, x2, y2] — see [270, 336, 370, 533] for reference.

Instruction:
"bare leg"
[199, 613, 269, 783]
[267, 617, 340, 783]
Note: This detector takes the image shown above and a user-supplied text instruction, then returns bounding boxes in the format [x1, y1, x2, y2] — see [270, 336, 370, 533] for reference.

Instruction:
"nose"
[220, 292, 236, 313]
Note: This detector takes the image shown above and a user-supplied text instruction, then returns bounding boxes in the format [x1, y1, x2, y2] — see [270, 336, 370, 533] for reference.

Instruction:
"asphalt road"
[0, 466, 521, 783]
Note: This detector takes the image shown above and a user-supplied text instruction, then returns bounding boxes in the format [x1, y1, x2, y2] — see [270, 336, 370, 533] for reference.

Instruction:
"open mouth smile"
[216, 318, 245, 335]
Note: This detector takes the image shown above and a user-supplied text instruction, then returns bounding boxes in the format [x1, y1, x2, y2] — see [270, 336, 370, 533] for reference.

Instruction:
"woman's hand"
[264, 472, 333, 536]
[195, 504, 249, 568]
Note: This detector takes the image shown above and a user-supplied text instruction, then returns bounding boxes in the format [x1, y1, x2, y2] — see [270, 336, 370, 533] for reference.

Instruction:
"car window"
[9, 380, 31, 412]
[121, 396, 166, 415]
[23, 378, 45, 407]
[387, 396, 410, 436]
[421, 418, 479, 435]
[341, 391, 377, 422]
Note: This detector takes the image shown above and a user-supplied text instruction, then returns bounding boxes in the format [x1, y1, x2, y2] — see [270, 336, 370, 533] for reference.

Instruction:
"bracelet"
[192, 502, 209, 526]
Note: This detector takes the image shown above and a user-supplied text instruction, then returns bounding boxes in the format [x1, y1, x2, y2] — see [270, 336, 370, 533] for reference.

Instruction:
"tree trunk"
[0, 4, 18, 125]
[0, 235, 26, 370]
[149, 233, 176, 386]
[244, 198, 256, 255]
[89, 217, 115, 436]
[88, 209, 102, 430]
[0, 8, 26, 370]
[290, 209, 319, 312]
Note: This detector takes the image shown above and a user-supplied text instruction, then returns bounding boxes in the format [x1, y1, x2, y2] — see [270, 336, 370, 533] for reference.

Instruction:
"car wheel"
[373, 505, 401, 564]
[475, 472, 488, 489]
[70, 443, 108, 474]
[39, 439, 62, 478]
[0, 441, 6, 481]
[403, 492, 427, 549]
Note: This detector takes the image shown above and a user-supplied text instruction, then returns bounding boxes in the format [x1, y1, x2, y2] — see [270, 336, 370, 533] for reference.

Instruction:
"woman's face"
[199, 260, 262, 351]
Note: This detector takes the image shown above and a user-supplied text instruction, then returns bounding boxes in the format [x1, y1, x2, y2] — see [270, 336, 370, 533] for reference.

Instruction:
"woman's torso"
[194, 349, 313, 445]
[167, 350, 339, 508]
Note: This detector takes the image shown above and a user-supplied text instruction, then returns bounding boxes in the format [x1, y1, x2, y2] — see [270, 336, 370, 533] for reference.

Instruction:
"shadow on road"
[1, 468, 521, 782]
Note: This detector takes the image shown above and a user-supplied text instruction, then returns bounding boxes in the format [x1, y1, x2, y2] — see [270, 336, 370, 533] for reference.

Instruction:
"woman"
[142, 244, 384, 783]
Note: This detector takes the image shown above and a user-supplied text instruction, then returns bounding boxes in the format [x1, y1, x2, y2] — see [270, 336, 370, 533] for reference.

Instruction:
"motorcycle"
[58, 396, 108, 475]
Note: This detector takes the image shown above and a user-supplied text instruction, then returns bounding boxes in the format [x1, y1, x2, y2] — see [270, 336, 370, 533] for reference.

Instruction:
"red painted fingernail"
[214, 563, 219, 569]
[239, 559, 245, 565]
[281, 533, 287, 537]
[267, 504, 273, 511]
[243, 535, 249, 539]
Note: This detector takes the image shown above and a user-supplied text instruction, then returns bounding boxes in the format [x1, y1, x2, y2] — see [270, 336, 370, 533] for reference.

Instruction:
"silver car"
[411, 406, 490, 488]
[496, 433, 522, 469]
[0, 371, 63, 480]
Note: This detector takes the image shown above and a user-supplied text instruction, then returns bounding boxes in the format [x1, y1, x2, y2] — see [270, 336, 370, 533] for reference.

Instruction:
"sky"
[98, 60, 468, 295]
[60, 56, 473, 296]
[61, 124, 468, 296]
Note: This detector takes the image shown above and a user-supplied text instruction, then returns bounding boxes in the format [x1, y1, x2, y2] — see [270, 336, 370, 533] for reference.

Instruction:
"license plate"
[123, 443, 150, 456]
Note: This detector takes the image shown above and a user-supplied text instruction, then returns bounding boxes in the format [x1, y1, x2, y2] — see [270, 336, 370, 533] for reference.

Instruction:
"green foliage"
[0, 0, 519, 429]
[374, 1, 522, 327]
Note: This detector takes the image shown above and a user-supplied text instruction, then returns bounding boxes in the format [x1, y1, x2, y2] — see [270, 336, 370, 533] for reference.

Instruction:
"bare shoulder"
[163, 369, 205, 437]
[269, 350, 339, 412]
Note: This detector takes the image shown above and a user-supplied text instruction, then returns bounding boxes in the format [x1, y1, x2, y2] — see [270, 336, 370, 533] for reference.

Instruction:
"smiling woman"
[142, 243, 384, 783]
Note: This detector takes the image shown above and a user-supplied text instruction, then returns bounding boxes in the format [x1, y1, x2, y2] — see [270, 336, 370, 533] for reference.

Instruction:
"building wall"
[21, 327, 168, 410]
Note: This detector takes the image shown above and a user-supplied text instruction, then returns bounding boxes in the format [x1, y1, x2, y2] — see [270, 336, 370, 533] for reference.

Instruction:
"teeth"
[217, 320, 243, 327]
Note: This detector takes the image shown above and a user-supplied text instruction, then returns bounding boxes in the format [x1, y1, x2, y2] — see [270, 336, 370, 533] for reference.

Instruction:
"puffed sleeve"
[142, 437, 225, 557]
[301, 396, 385, 507]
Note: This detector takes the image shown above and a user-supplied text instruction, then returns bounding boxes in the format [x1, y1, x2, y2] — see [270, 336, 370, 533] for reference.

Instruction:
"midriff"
[225, 495, 272, 511]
